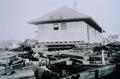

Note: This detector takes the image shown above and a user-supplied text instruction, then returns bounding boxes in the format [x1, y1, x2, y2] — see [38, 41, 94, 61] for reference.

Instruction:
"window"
[61, 23, 67, 30]
[53, 23, 59, 30]
[54, 27, 59, 30]
[53, 23, 67, 30]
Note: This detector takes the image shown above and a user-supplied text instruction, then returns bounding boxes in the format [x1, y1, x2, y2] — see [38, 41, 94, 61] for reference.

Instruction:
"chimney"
[73, 2, 77, 11]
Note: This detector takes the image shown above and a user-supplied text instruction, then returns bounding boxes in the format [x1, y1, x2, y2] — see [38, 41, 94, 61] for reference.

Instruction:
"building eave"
[29, 18, 104, 33]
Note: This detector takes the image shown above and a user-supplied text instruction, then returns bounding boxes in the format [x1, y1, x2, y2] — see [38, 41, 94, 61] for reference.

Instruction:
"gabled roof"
[29, 6, 104, 33]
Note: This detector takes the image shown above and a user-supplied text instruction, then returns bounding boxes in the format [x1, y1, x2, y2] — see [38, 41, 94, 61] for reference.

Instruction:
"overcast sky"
[0, 0, 120, 41]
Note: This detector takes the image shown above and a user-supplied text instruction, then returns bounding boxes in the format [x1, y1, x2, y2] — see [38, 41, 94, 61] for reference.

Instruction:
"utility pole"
[101, 30, 105, 65]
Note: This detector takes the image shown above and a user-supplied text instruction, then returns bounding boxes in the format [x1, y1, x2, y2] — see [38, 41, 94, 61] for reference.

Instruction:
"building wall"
[88, 25, 101, 43]
[36, 21, 101, 43]
[107, 35, 120, 43]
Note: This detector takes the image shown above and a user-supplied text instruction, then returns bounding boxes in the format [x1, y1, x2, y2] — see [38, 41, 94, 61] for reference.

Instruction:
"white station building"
[29, 6, 104, 45]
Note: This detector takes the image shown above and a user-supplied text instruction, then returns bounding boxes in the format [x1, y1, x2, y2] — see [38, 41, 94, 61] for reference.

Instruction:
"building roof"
[29, 6, 104, 33]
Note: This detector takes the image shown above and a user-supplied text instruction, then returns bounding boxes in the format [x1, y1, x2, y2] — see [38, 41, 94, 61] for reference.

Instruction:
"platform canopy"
[29, 6, 104, 33]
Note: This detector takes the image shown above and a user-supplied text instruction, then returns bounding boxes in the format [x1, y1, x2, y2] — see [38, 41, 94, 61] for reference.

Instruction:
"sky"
[0, 0, 120, 41]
